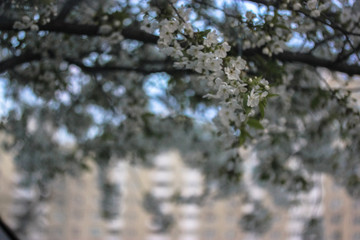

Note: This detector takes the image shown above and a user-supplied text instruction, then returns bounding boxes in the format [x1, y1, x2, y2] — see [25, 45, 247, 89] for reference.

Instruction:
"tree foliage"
[1, 0, 360, 234]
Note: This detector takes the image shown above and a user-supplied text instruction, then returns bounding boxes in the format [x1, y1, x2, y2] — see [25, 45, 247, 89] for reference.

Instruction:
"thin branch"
[308, 34, 342, 54]
[297, 10, 360, 37]
[168, 1, 186, 23]
[335, 42, 360, 63]
[245, 0, 277, 6]
[0, 52, 41, 73]
[65, 58, 191, 75]
[0, 17, 158, 43]
[241, 48, 360, 76]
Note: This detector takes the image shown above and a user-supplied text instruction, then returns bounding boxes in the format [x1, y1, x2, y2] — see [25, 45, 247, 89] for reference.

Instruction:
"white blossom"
[99, 24, 112, 35]
[247, 89, 260, 108]
[307, 0, 318, 10]
[30, 24, 39, 31]
[293, 3, 302, 10]
[225, 67, 240, 81]
[186, 45, 204, 56]
[204, 56, 223, 72]
[310, 10, 321, 17]
[204, 30, 219, 47]
[22, 15, 31, 23]
[230, 57, 247, 71]
[215, 42, 231, 58]
[141, 16, 158, 33]
[262, 47, 270, 56]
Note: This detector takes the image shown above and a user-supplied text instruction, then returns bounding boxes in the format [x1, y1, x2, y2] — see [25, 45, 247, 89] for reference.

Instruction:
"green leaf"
[239, 132, 247, 146]
[267, 93, 279, 98]
[259, 99, 267, 119]
[239, 128, 252, 146]
[243, 96, 248, 108]
[197, 29, 211, 39]
[247, 118, 264, 129]
[310, 95, 321, 109]
[277, 24, 289, 30]
[242, 96, 252, 114]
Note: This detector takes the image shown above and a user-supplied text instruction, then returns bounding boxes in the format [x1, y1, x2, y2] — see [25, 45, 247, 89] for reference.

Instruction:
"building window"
[155, 181, 171, 187]
[330, 199, 342, 210]
[270, 231, 281, 240]
[54, 212, 65, 222]
[184, 181, 201, 187]
[332, 183, 341, 191]
[203, 212, 216, 223]
[331, 214, 342, 224]
[354, 216, 360, 225]
[225, 230, 236, 240]
[109, 229, 120, 235]
[74, 195, 84, 204]
[229, 199, 240, 207]
[181, 213, 198, 219]
[91, 228, 101, 237]
[72, 228, 80, 237]
[203, 229, 216, 239]
[353, 201, 360, 210]
[125, 212, 138, 221]
[74, 209, 83, 219]
[206, 201, 215, 208]
[272, 215, 282, 223]
[332, 230, 342, 240]
[56, 197, 65, 206]
[125, 229, 137, 237]
[226, 215, 236, 223]
[353, 232, 360, 240]
[53, 229, 63, 236]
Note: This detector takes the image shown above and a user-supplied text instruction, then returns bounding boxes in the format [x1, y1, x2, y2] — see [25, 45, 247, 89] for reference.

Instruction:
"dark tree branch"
[65, 58, 191, 75]
[275, 52, 360, 76]
[0, 217, 20, 240]
[0, 17, 359, 75]
[0, 17, 158, 43]
[1, 47, 360, 76]
[245, 0, 277, 6]
[0, 52, 41, 73]
[241, 48, 360, 76]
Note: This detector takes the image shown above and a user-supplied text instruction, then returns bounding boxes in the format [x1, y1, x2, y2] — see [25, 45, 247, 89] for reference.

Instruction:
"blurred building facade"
[0, 143, 17, 227]
[1, 149, 360, 240]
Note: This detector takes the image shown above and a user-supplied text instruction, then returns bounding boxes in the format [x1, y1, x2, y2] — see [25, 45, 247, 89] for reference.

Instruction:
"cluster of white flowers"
[290, 0, 360, 34]
[13, 4, 58, 31]
[241, 13, 290, 57]
[306, 0, 331, 17]
[141, 5, 270, 137]
[290, 0, 330, 16]
[339, 8, 360, 31]
[97, 16, 124, 44]
[13, 15, 39, 31]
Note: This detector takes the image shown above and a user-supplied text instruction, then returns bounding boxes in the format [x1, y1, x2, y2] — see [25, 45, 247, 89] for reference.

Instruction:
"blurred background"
[1, 147, 360, 240]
